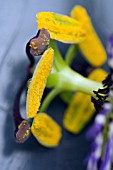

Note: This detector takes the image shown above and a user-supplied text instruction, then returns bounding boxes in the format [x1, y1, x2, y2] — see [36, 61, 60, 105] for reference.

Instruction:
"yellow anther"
[36, 12, 86, 44]
[31, 113, 62, 147]
[71, 5, 107, 66]
[63, 69, 107, 134]
[26, 48, 54, 118]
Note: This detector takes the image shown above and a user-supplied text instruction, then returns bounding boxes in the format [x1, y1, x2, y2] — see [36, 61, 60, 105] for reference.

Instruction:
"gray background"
[0, 0, 113, 170]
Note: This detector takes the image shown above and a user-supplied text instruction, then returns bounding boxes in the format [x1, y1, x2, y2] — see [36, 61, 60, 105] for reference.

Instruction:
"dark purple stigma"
[29, 28, 50, 56]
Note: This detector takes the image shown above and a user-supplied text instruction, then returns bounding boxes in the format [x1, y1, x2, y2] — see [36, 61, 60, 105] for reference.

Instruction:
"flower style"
[13, 5, 108, 150]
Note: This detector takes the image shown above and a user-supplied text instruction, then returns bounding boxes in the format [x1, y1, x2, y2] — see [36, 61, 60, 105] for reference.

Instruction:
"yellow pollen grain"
[26, 48, 54, 118]
[31, 113, 62, 147]
[36, 12, 86, 44]
[30, 42, 38, 50]
[71, 5, 107, 66]
[23, 129, 30, 139]
[63, 69, 107, 134]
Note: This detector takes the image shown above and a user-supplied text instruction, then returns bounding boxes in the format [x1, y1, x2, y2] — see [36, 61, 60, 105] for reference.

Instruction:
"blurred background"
[0, 0, 113, 170]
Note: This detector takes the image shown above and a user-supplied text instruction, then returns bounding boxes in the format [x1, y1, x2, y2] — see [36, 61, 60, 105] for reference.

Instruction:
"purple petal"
[87, 123, 102, 139]
[87, 133, 103, 170]
[107, 34, 113, 70]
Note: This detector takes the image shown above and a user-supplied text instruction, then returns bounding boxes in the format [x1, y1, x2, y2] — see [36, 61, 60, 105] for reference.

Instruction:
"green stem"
[101, 109, 113, 158]
[47, 67, 103, 98]
[60, 91, 73, 104]
[40, 88, 61, 112]
[65, 44, 78, 65]
[50, 40, 67, 71]
[101, 115, 109, 158]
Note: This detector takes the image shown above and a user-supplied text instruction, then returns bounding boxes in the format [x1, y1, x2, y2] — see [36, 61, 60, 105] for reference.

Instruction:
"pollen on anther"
[26, 48, 54, 118]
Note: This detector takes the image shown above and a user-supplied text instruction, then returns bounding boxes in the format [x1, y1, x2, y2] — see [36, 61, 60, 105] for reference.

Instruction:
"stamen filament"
[40, 88, 61, 112]
[50, 40, 66, 71]
[65, 44, 78, 65]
